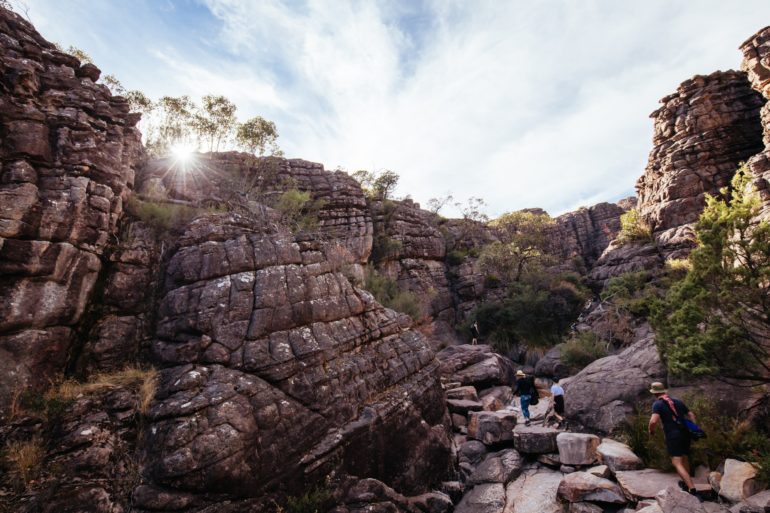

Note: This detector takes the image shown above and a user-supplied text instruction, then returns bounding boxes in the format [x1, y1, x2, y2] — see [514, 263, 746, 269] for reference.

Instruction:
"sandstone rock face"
[719, 459, 764, 503]
[142, 154, 373, 267]
[556, 471, 627, 504]
[370, 198, 455, 342]
[139, 212, 452, 499]
[593, 70, 765, 285]
[742, 27, 770, 222]
[555, 201, 629, 269]
[0, 7, 143, 415]
[513, 425, 560, 454]
[636, 70, 764, 253]
[556, 433, 601, 466]
[562, 330, 665, 433]
[596, 439, 644, 472]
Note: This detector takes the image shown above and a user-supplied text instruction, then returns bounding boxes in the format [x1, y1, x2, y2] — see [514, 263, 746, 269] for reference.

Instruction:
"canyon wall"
[0, 8, 144, 413]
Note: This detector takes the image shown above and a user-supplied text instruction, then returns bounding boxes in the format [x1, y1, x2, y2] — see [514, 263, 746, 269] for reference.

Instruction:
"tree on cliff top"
[350, 169, 400, 200]
[195, 95, 237, 152]
[652, 166, 770, 384]
[236, 116, 280, 156]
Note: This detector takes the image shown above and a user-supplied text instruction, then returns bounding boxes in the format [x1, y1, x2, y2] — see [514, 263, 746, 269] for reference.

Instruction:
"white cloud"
[19, 0, 770, 217]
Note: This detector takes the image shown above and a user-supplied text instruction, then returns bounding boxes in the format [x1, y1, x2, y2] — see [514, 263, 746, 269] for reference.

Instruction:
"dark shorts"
[665, 433, 691, 457]
[554, 395, 565, 414]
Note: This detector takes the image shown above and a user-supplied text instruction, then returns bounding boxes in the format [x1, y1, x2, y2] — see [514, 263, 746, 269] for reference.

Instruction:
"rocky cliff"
[0, 8, 144, 413]
[0, 8, 452, 511]
[742, 26, 770, 222]
[591, 69, 766, 284]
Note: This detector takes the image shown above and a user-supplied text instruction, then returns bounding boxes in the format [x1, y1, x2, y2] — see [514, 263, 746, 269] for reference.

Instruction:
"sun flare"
[171, 143, 196, 164]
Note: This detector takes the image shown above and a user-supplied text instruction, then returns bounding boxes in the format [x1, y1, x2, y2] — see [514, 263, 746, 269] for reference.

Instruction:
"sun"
[171, 142, 196, 164]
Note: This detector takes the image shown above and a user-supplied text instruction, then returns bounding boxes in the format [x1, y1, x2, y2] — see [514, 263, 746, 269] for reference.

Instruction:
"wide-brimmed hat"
[649, 382, 667, 394]
[516, 370, 526, 377]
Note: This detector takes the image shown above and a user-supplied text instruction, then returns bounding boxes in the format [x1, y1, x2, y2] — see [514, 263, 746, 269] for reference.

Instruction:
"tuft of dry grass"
[4, 438, 45, 489]
[46, 366, 158, 415]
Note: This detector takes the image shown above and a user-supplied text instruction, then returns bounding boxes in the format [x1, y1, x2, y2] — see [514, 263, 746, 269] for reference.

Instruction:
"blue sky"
[18, 0, 770, 217]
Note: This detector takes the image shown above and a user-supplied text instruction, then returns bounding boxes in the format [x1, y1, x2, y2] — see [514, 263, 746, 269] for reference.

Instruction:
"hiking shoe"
[524, 419, 531, 426]
[688, 489, 702, 502]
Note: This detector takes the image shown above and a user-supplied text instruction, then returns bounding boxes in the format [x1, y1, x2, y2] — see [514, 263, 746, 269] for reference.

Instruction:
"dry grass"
[4, 438, 45, 489]
[46, 366, 158, 415]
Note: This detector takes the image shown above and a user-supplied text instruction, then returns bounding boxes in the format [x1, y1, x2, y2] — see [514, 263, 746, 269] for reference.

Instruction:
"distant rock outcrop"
[742, 26, 770, 221]
[592, 70, 765, 284]
[554, 200, 631, 270]
[0, 8, 144, 415]
[637, 70, 764, 252]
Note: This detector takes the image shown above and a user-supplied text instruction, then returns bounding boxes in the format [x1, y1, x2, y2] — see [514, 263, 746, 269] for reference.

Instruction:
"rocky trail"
[432, 344, 769, 513]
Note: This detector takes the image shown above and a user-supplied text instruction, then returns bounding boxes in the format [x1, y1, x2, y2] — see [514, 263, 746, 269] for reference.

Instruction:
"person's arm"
[648, 413, 661, 435]
[687, 411, 696, 422]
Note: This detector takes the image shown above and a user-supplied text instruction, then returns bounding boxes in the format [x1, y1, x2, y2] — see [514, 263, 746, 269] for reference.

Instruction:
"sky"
[16, 0, 770, 217]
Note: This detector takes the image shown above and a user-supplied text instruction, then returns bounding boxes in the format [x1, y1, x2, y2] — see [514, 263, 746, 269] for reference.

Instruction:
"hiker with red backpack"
[647, 382, 705, 496]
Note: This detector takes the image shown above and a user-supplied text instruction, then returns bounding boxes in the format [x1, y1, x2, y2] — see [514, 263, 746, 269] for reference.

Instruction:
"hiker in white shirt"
[550, 379, 565, 427]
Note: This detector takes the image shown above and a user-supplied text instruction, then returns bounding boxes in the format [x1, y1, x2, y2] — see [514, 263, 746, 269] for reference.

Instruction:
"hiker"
[514, 370, 536, 425]
[549, 378, 565, 427]
[647, 382, 698, 495]
[470, 321, 480, 345]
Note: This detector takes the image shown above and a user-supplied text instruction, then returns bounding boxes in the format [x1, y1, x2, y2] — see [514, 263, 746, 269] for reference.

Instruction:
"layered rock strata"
[741, 26, 770, 221]
[637, 70, 764, 249]
[0, 7, 143, 415]
[138, 212, 452, 504]
[592, 70, 765, 284]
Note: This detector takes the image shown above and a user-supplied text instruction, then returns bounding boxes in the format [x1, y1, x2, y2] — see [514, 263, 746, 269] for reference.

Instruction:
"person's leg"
[671, 456, 695, 490]
[521, 394, 531, 423]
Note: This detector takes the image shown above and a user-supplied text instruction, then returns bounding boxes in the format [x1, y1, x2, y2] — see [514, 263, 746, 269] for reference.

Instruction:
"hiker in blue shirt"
[648, 382, 698, 495]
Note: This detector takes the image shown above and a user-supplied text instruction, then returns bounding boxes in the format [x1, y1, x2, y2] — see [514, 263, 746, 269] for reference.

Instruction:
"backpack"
[662, 395, 706, 440]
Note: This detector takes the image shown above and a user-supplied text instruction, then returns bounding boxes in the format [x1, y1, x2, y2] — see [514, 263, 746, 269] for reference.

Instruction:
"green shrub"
[446, 249, 467, 266]
[272, 188, 325, 232]
[561, 332, 608, 371]
[472, 273, 590, 353]
[621, 393, 770, 483]
[617, 208, 653, 245]
[284, 486, 334, 513]
[363, 265, 422, 320]
[127, 197, 216, 234]
[371, 235, 402, 263]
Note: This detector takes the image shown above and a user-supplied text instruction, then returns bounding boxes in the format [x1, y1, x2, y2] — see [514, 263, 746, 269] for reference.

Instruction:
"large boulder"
[468, 411, 517, 445]
[720, 459, 765, 503]
[728, 489, 770, 513]
[454, 483, 506, 513]
[480, 386, 514, 411]
[596, 439, 643, 472]
[557, 433, 600, 466]
[656, 486, 706, 513]
[468, 449, 524, 486]
[513, 425, 560, 454]
[447, 386, 480, 402]
[437, 345, 516, 388]
[615, 470, 682, 500]
[562, 329, 665, 433]
[504, 468, 565, 513]
[556, 472, 627, 504]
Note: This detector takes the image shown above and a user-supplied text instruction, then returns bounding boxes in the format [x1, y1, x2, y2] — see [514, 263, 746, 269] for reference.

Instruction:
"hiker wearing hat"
[514, 370, 536, 425]
[648, 382, 698, 495]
